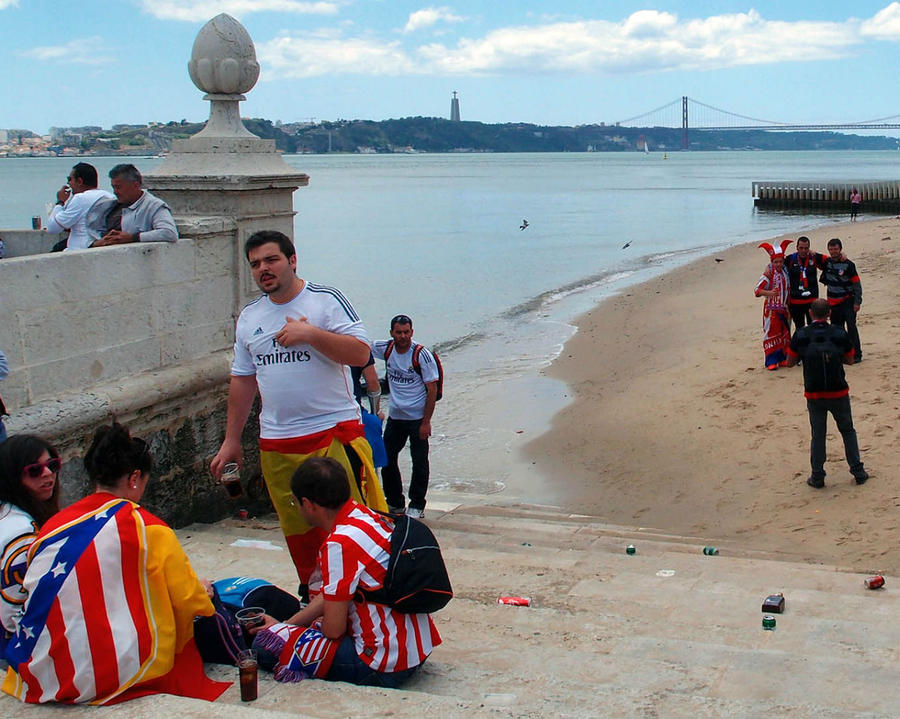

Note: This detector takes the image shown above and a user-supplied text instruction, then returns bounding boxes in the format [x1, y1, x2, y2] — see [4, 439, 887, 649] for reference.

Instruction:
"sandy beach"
[527, 215, 900, 573]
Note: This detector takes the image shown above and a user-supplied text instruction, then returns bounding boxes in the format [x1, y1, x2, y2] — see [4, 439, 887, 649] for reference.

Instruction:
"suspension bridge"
[616, 97, 900, 150]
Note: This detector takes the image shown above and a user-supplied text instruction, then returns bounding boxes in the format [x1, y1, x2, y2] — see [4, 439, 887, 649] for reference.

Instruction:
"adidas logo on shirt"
[253, 327, 264, 336]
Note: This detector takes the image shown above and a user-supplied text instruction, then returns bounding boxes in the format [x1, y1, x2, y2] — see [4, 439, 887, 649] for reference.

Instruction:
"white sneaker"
[405, 507, 425, 519]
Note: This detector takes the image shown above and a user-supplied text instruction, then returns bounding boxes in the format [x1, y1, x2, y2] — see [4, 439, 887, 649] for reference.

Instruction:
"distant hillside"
[258, 117, 900, 153]
[19, 117, 900, 157]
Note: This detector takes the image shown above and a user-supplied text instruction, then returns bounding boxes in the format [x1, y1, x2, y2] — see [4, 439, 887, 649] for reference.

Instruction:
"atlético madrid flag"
[2, 494, 229, 705]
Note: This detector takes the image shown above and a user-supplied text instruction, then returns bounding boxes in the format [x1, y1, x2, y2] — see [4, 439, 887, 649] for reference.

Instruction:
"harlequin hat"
[758, 239, 792, 259]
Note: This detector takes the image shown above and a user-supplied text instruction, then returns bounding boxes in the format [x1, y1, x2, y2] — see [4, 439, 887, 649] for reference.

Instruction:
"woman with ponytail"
[2, 422, 229, 705]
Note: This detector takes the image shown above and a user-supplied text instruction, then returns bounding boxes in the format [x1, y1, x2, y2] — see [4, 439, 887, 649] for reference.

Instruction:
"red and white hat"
[758, 239, 792, 259]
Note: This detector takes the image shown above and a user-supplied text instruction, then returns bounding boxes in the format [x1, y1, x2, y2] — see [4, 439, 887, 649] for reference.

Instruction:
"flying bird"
[621, 241, 632, 249]
[520, 219, 529, 230]
[715, 258, 724, 263]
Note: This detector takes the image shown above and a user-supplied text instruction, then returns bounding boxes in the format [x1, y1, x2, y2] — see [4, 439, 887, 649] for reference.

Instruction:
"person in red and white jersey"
[250, 457, 440, 687]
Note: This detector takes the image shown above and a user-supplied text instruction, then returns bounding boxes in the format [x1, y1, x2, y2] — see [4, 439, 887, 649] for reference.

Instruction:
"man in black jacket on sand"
[785, 298, 868, 489]
[820, 238, 863, 362]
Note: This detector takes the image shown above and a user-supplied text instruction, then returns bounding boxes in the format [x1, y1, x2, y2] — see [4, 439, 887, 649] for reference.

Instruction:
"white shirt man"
[46, 163, 115, 250]
[373, 315, 438, 518]
[210, 230, 386, 595]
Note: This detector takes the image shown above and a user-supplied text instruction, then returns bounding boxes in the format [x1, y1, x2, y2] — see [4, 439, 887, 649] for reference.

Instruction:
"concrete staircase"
[3, 500, 899, 717]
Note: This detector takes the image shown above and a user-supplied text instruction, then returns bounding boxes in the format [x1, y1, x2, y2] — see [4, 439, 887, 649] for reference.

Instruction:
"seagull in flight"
[621, 240, 632, 249]
[714, 258, 724, 263]
[520, 219, 529, 230]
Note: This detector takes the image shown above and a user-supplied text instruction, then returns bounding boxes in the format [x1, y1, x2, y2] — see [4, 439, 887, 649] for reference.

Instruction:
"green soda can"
[703, 546, 719, 556]
[762, 615, 776, 630]
[626, 544, 636, 555]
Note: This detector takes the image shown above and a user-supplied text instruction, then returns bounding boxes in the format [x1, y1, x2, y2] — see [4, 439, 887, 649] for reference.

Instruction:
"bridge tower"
[682, 96, 689, 150]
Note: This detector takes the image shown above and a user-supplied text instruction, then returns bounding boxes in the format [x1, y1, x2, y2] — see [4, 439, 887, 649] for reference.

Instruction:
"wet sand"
[527, 216, 900, 572]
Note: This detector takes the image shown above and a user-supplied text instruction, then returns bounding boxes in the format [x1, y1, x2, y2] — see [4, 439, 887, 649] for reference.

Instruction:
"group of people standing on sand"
[754, 235, 868, 489]
[0, 229, 444, 704]
[754, 235, 862, 370]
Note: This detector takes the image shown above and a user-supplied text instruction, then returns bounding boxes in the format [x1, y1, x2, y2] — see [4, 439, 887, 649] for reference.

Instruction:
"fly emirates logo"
[255, 338, 311, 367]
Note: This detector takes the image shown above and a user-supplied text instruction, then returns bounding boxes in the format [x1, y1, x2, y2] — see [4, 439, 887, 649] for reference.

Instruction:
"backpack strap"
[383, 339, 394, 362]
[410, 344, 423, 377]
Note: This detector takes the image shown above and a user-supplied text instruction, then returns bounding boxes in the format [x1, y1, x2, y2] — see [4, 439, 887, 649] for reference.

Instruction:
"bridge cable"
[616, 98, 683, 125]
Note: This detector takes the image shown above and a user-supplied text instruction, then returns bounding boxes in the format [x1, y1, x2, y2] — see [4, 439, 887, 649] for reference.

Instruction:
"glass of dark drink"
[238, 648, 258, 702]
[220, 462, 243, 498]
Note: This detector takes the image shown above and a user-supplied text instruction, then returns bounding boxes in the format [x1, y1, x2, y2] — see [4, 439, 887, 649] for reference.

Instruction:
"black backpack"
[799, 323, 849, 394]
[360, 513, 453, 614]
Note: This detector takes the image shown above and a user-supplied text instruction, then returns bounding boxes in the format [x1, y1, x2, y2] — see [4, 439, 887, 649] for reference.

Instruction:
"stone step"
[2, 501, 898, 717]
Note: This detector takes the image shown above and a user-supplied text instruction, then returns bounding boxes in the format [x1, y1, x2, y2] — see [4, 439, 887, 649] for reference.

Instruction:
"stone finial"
[189, 13, 259, 95]
[188, 14, 259, 138]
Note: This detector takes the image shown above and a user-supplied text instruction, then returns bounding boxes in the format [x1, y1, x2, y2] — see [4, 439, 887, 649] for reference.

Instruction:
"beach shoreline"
[525, 216, 900, 573]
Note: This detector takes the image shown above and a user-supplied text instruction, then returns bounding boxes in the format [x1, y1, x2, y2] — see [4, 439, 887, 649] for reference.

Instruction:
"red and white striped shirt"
[320, 501, 441, 672]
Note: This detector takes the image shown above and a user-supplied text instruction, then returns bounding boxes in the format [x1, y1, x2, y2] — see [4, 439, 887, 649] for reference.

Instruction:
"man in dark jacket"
[820, 238, 863, 362]
[785, 299, 868, 488]
[785, 236, 827, 330]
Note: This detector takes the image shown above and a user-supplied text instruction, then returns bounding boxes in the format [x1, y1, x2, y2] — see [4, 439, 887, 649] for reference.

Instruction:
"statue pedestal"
[145, 136, 308, 310]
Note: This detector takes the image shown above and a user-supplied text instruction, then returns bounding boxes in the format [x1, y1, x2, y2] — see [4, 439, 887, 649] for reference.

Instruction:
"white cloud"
[140, 0, 338, 22]
[20, 37, 114, 66]
[255, 8, 866, 80]
[417, 10, 857, 75]
[860, 2, 900, 38]
[0, 0, 20, 9]
[403, 6, 465, 34]
[259, 30, 417, 78]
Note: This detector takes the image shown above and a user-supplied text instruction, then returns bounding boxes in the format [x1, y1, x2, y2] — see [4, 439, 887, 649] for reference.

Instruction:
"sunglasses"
[391, 314, 412, 327]
[24, 457, 62, 479]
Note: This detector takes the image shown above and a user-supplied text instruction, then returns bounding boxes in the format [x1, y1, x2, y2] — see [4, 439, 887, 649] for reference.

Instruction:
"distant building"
[0, 129, 7, 143]
[450, 91, 460, 122]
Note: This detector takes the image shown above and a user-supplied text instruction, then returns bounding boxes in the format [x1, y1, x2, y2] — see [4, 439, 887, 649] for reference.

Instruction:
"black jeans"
[382, 418, 430, 510]
[807, 395, 864, 479]
[789, 302, 812, 331]
[829, 301, 861, 359]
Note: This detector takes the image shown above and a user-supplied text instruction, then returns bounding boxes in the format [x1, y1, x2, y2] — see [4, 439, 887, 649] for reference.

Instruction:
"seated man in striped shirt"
[250, 457, 441, 687]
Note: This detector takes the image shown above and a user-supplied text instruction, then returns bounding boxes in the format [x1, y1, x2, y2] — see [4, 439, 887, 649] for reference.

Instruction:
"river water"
[2, 151, 896, 499]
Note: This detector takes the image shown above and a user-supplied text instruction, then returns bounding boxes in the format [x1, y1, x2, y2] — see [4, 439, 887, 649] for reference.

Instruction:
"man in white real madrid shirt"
[373, 315, 439, 519]
[211, 231, 387, 596]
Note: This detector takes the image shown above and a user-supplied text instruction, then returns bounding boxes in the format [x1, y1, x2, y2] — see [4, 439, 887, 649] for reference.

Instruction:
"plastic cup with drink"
[219, 462, 243, 498]
[237, 648, 258, 701]
[235, 606, 266, 632]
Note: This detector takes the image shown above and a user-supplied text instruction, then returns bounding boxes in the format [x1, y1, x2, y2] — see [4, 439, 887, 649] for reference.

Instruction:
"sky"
[3, 0, 900, 134]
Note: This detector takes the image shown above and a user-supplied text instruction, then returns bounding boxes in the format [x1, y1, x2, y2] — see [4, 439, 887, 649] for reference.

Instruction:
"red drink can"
[864, 575, 885, 589]
[497, 596, 531, 606]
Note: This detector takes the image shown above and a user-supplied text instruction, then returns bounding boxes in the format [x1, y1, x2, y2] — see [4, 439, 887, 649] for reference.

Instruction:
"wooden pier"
[752, 180, 900, 211]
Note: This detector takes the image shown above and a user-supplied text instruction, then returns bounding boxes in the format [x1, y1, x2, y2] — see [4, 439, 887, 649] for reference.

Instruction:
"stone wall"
[0, 229, 64, 257]
[0, 217, 272, 524]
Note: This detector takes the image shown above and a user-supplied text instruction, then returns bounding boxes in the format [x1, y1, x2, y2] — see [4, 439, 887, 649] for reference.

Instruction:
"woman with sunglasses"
[0, 435, 61, 655]
[2, 423, 228, 705]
